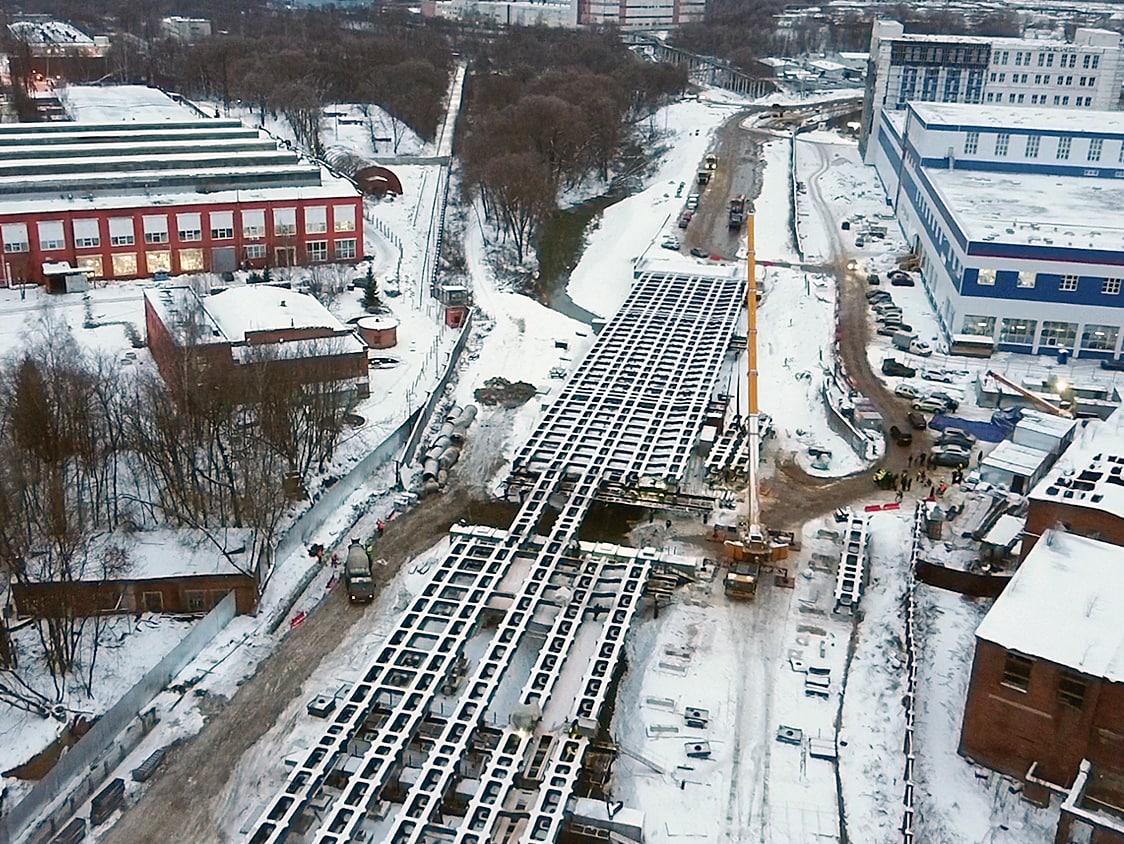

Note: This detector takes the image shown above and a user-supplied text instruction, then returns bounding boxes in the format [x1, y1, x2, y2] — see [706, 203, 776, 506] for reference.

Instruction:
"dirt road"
[102, 485, 488, 844]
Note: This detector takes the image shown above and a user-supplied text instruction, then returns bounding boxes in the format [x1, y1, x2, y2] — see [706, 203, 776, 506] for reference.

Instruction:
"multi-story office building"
[861, 21, 1124, 161]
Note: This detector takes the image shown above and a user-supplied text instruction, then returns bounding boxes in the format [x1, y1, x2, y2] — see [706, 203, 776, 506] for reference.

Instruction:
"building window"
[1002, 653, 1032, 692]
[38, 220, 65, 251]
[146, 250, 171, 275]
[243, 209, 265, 239]
[177, 213, 201, 242]
[274, 208, 297, 237]
[186, 591, 206, 612]
[1104, 278, 1121, 295]
[977, 268, 996, 286]
[1017, 271, 1036, 288]
[999, 318, 1037, 346]
[2, 223, 29, 253]
[305, 206, 328, 234]
[209, 211, 233, 240]
[1038, 53, 1046, 67]
[179, 248, 205, 272]
[1040, 321, 1077, 348]
[1046, 53, 1054, 67]
[112, 253, 138, 278]
[986, 93, 994, 103]
[143, 591, 164, 612]
[335, 238, 357, 260]
[1058, 137, 1072, 160]
[1082, 324, 1119, 351]
[76, 255, 103, 279]
[995, 134, 1010, 157]
[1092, 55, 1100, 69]
[999, 51, 1009, 65]
[1060, 275, 1079, 292]
[1008, 93, 1016, 104]
[143, 215, 169, 244]
[964, 131, 979, 155]
[1062, 96, 1070, 106]
[244, 244, 266, 261]
[1089, 138, 1104, 162]
[109, 218, 135, 247]
[307, 240, 328, 262]
[961, 315, 995, 337]
[1058, 672, 1087, 709]
[73, 219, 100, 249]
[334, 205, 356, 232]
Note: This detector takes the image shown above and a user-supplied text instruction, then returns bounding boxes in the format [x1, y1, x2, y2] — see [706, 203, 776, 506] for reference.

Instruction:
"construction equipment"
[728, 195, 746, 229]
[986, 370, 1074, 418]
[724, 213, 792, 598]
[697, 169, 711, 186]
[704, 153, 718, 170]
[345, 540, 375, 602]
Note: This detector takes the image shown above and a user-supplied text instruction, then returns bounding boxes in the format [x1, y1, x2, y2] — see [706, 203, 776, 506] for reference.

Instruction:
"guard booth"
[42, 261, 89, 293]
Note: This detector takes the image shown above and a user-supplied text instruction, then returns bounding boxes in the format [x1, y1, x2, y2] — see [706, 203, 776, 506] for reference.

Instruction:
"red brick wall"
[1022, 501, 1124, 561]
[13, 574, 257, 617]
[961, 639, 1124, 787]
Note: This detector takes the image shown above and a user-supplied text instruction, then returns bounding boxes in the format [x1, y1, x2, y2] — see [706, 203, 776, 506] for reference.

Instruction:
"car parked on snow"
[661, 237, 680, 250]
[912, 396, 951, 413]
[938, 426, 977, 445]
[882, 358, 916, 378]
[929, 445, 972, 468]
[889, 270, 915, 286]
[690, 247, 709, 258]
[922, 369, 955, 383]
[866, 289, 892, 301]
[867, 273, 881, 285]
[926, 392, 960, 412]
[935, 431, 975, 451]
[894, 383, 924, 400]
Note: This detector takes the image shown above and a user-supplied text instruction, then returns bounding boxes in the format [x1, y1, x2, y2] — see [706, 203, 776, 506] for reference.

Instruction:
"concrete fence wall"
[403, 311, 475, 466]
[1, 592, 237, 844]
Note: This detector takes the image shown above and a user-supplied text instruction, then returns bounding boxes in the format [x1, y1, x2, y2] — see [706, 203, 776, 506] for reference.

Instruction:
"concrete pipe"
[439, 446, 461, 469]
[454, 406, 478, 428]
[423, 458, 441, 480]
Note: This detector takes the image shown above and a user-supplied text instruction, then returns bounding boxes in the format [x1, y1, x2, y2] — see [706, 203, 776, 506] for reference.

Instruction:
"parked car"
[935, 432, 975, 451]
[690, 247, 709, 258]
[940, 426, 977, 444]
[873, 300, 900, 313]
[882, 358, 916, 378]
[661, 237, 680, 250]
[867, 273, 881, 285]
[929, 445, 972, 468]
[889, 425, 913, 447]
[889, 270, 915, 286]
[894, 383, 924, 400]
[855, 237, 865, 247]
[912, 396, 951, 413]
[907, 411, 928, 430]
[922, 369, 955, 383]
[876, 325, 900, 337]
[866, 289, 891, 301]
[686, 194, 699, 210]
[926, 392, 960, 412]
[841, 220, 851, 230]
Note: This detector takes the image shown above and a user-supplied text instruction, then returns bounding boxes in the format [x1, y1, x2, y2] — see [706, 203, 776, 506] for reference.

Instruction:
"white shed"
[1012, 410, 1077, 457]
[980, 441, 1051, 495]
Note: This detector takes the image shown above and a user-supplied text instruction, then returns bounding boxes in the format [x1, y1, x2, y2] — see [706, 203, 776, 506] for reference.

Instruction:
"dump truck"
[345, 540, 375, 603]
[697, 169, 711, 186]
[728, 195, 746, 228]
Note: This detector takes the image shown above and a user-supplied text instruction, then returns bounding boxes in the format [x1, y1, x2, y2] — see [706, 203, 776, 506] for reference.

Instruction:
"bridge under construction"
[244, 269, 745, 844]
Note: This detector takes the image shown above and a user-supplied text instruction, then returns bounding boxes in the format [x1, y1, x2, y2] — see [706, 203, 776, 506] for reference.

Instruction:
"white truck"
[892, 331, 932, 357]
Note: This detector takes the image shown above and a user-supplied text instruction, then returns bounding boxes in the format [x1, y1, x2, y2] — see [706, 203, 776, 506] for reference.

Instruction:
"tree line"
[0, 306, 354, 704]
[460, 28, 687, 263]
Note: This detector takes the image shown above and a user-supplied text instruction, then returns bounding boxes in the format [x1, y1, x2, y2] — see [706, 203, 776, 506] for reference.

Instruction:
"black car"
[889, 270, 915, 286]
[866, 289, 892, 301]
[935, 432, 974, 451]
[867, 273, 881, 285]
[882, 358, 916, 378]
[889, 425, 913, 447]
[690, 247, 709, 258]
[908, 411, 927, 430]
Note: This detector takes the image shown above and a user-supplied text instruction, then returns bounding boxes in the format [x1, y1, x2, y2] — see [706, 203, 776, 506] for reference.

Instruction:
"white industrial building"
[423, 0, 704, 29]
[160, 16, 212, 43]
[860, 21, 1124, 161]
[869, 101, 1124, 359]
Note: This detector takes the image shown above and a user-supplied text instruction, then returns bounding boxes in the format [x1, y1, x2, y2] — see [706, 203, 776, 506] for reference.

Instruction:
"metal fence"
[1, 592, 237, 844]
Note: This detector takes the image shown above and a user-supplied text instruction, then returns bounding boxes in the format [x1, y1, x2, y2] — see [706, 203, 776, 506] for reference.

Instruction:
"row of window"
[1, 205, 358, 254]
[1002, 653, 1087, 709]
[996, 50, 1095, 70]
[989, 72, 1098, 87]
[71, 240, 358, 279]
[975, 270, 1120, 294]
[963, 130, 1111, 161]
[961, 315, 1119, 350]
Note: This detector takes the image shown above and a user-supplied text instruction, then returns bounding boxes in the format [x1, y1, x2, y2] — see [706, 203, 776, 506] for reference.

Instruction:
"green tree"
[363, 266, 380, 311]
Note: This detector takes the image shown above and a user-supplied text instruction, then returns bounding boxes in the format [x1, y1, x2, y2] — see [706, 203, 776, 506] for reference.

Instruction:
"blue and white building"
[870, 101, 1124, 359]
[860, 21, 1124, 162]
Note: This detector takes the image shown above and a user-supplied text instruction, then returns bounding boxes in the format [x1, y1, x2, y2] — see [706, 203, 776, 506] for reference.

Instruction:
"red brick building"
[960, 531, 1124, 802]
[144, 284, 369, 398]
[10, 529, 260, 617]
[0, 117, 363, 286]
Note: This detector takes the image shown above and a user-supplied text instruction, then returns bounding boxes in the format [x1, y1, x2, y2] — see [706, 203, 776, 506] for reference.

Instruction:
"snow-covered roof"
[809, 59, 846, 72]
[981, 440, 1051, 476]
[62, 84, 204, 122]
[909, 102, 1124, 135]
[1029, 413, 1124, 519]
[80, 529, 254, 581]
[927, 168, 1124, 253]
[206, 286, 346, 338]
[9, 19, 96, 49]
[976, 530, 1124, 682]
[1015, 410, 1078, 441]
[982, 514, 1025, 548]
